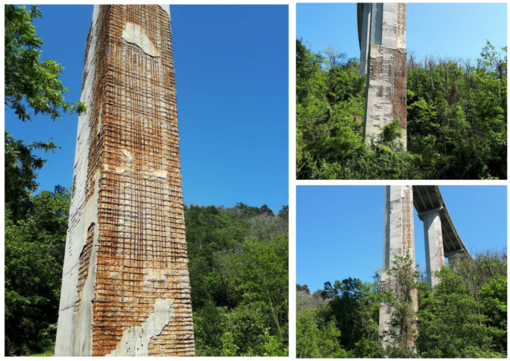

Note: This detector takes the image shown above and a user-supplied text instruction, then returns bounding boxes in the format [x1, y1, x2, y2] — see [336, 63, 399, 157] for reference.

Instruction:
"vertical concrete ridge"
[55, 5, 102, 355]
[158, 5, 171, 20]
[359, 3, 372, 76]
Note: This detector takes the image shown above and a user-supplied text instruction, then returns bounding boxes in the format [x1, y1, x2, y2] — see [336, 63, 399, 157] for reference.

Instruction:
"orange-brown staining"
[401, 187, 414, 256]
[392, 49, 407, 130]
[401, 187, 418, 317]
[72, 5, 194, 356]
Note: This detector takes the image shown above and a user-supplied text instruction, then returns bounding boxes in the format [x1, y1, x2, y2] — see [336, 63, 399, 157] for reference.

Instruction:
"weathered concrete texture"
[419, 209, 445, 287]
[55, 5, 195, 356]
[359, 3, 407, 148]
[106, 300, 175, 356]
[55, 5, 102, 355]
[365, 45, 407, 148]
[380, 185, 417, 347]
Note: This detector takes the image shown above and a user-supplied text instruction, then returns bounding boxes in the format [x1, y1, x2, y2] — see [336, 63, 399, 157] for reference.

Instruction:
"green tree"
[4, 6, 88, 354]
[297, 308, 347, 358]
[186, 204, 289, 356]
[416, 251, 507, 358]
[5, 5, 86, 121]
[383, 254, 420, 357]
[326, 278, 381, 353]
[295, 250, 507, 358]
[5, 132, 58, 222]
[5, 187, 71, 355]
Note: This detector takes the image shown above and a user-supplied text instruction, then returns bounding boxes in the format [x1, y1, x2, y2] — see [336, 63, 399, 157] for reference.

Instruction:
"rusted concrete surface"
[380, 185, 417, 348]
[359, 3, 407, 148]
[365, 45, 407, 147]
[55, 5, 195, 356]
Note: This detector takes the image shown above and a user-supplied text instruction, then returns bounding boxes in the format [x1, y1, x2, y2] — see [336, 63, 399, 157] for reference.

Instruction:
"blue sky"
[5, 5, 289, 212]
[297, 186, 507, 292]
[297, 3, 507, 62]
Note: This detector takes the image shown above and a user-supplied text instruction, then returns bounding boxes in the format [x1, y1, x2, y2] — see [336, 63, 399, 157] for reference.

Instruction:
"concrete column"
[55, 5, 195, 356]
[419, 208, 445, 287]
[359, 3, 407, 148]
[380, 185, 417, 347]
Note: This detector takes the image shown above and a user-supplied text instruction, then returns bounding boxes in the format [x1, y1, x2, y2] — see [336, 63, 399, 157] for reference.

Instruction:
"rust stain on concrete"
[57, 5, 195, 356]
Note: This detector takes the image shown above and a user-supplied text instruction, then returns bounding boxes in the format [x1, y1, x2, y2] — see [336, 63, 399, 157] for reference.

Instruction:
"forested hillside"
[186, 203, 289, 356]
[296, 38, 507, 179]
[296, 251, 507, 358]
[5, 133, 288, 356]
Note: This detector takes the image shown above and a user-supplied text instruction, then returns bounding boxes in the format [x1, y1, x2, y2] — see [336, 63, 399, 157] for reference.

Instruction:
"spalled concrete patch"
[106, 300, 175, 357]
[122, 22, 160, 57]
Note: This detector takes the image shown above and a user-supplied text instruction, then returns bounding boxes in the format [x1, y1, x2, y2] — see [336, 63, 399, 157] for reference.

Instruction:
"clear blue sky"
[297, 3, 507, 62]
[5, 5, 289, 212]
[297, 186, 507, 293]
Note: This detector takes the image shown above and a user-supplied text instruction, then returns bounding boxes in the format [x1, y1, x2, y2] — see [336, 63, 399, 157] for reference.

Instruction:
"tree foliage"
[5, 131, 58, 222]
[187, 203, 289, 356]
[383, 254, 420, 357]
[296, 250, 507, 358]
[5, 170, 289, 356]
[5, 5, 87, 121]
[416, 251, 507, 358]
[296, 38, 507, 179]
[296, 307, 346, 358]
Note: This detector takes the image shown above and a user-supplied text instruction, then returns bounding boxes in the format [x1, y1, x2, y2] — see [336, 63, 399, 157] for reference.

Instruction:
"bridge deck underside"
[413, 186, 470, 258]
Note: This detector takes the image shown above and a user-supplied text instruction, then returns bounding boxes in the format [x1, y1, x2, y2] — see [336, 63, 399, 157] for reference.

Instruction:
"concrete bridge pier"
[419, 208, 445, 287]
[55, 5, 195, 356]
[357, 3, 407, 148]
[379, 185, 471, 349]
[380, 185, 418, 347]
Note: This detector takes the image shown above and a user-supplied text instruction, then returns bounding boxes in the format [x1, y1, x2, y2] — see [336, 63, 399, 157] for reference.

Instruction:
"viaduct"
[357, 5, 472, 346]
[380, 185, 471, 346]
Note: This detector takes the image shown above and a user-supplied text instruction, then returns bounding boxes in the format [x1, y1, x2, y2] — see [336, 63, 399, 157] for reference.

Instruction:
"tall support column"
[419, 208, 445, 287]
[358, 3, 407, 148]
[55, 5, 195, 356]
[380, 185, 417, 347]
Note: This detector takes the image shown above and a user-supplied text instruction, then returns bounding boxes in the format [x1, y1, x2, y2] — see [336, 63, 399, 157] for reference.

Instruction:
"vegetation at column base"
[296, 38, 507, 180]
[296, 250, 507, 358]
